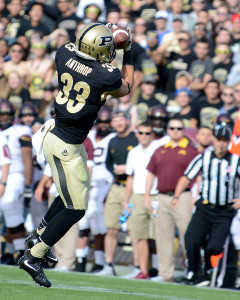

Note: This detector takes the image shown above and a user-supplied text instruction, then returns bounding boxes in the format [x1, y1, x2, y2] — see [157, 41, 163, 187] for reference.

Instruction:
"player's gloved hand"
[124, 27, 132, 52]
[23, 184, 32, 208]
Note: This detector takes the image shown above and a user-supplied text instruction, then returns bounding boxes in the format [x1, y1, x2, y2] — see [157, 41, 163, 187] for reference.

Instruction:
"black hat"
[213, 123, 232, 140]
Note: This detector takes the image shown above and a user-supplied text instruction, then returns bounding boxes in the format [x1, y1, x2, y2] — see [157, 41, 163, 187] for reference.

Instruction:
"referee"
[172, 123, 240, 285]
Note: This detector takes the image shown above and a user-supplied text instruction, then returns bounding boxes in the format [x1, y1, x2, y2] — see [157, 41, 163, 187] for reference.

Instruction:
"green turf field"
[0, 265, 239, 300]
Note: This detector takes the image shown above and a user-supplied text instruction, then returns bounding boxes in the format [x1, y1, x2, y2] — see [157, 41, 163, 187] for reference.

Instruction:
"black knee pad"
[9, 223, 25, 234]
[79, 228, 90, 238]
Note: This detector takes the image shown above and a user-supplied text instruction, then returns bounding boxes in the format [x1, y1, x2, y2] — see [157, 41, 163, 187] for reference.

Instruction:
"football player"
[147, 104, 169, 139]
[0, 100, 33, 264]
[84, 106, 116, 273]
[18, 22, 134, 287]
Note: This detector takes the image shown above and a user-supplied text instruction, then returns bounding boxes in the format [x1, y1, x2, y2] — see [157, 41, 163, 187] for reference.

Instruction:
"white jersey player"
[0, 100, 33, 264]
[86, 106, 116, 272]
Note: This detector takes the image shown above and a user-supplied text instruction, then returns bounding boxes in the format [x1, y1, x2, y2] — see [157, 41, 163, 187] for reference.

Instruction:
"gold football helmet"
[75, 23, 116, 63]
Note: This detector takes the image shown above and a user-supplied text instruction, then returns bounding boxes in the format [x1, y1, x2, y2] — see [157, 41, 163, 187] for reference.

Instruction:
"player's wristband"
[0, 181, 6, 186]
[123, 50, 133, 66]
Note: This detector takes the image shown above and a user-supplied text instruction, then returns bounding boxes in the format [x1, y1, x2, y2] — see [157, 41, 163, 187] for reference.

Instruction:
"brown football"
[109, 24, 130, 49]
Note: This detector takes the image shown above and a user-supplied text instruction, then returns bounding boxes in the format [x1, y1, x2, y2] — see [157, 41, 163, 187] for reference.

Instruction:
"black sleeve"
[19, 135, 32, 148]
[105, 140, 114, 175]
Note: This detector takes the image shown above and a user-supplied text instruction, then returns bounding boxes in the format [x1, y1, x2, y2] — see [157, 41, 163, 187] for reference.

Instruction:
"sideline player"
[18, 22, 134, 287]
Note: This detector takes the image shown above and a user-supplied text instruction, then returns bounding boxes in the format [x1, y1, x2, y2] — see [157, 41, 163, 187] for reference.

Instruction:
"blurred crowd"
[0, 0, 240, 290]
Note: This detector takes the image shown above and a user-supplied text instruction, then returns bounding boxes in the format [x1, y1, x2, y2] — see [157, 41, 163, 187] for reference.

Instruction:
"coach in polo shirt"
[145, 117, 198, 282]
[172, 122, 240, 285]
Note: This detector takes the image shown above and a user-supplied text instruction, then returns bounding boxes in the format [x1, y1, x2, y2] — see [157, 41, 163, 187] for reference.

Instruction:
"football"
[109, 24, 130, 49]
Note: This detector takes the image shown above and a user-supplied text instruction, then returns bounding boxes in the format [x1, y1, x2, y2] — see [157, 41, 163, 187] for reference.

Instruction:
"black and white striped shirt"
[184, 150, 240, 206]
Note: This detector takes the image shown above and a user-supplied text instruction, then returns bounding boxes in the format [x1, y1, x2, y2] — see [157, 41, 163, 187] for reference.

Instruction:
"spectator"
[226, 0, 240, 14]
[133, 17, 148, 49]
[82, 4, 103, 24]
[167, 0, 188, 32]
[17, 1, 50, 39]
[95, 111, 138, 276]
[25, 39, 54, 109]
[219, 85, 238, 121]
[137, 0, 157, 27]
[136, 75, 161, 124]
[190, 79, 223, 129]
[106, 7, 120, 24]
[173, 123, 240, 285]
[187, 0, 207, 32]
[145, 117, 198, 282]
[145, 30, 162, 66]
[55, 0, 81, 43]
[212, 43, 234, 86]
[3, 42, 28, 83]
[0, 70, 31, 114]
[153, 10, 169, 46]
[189, 38, 213, 103]
[173, 88, 192, 128]
[16, 35, 30, 60]
[5, 0, 26, 41]
[213, 4, 230, 35]
[162, 30, 196, 93]
[191, 22, 208, 48]
[76, 0, 106, 24]
[158, 15, 183, 54]
[45, 28, 70, 60]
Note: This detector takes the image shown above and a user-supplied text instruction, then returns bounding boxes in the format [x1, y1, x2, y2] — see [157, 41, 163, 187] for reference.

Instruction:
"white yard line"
[1, 279, 200, 300]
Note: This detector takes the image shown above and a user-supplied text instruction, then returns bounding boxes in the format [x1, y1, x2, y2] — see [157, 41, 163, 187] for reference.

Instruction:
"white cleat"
[94, 264, 116, 276]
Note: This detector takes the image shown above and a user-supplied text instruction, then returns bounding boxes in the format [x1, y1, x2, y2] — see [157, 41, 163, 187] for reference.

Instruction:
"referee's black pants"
[185, 200, 235, 277]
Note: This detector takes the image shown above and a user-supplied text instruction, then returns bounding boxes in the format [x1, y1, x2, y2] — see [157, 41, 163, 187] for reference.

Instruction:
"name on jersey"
[65, 58, 92, 76]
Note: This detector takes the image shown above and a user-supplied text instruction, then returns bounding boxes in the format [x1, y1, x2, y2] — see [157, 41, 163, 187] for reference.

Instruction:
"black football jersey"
[51, 43, 122, 144]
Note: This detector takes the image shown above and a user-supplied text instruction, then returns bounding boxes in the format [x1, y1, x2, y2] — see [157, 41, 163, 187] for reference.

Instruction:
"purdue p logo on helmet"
[75, 23, 116, 63]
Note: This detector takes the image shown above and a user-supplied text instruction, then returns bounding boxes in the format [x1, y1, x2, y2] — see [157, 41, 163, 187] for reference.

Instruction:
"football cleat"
[73, 257, 86, 272]
[18, 250, 51, 288]
[89, 264, 104, 273]
[25, 229, 58, 264]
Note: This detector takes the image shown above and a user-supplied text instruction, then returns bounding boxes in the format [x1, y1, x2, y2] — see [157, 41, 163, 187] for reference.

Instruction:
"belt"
[202, 200, 233, 208]
[160, 189, 190, 196]
[115, 181, 126, 187]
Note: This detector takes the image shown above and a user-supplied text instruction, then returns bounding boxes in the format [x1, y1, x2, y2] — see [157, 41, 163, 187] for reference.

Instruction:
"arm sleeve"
[19, 135, 32, 148]
[184, 153, 203, 180]
[146, 150, 158, 176]
[125, 150, 134, 176]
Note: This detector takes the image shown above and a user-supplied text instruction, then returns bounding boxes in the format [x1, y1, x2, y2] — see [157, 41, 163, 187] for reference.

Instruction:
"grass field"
[0, 265, 239, 300]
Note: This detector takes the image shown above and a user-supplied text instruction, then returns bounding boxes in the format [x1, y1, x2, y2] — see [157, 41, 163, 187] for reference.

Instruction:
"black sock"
[41, 208, 85, 247]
